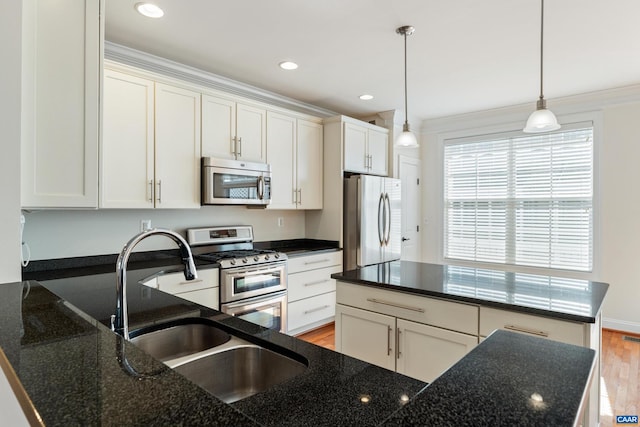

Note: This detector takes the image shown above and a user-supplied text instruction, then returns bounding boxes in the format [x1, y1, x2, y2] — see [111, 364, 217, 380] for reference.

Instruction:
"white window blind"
[444, 126, 593, 272]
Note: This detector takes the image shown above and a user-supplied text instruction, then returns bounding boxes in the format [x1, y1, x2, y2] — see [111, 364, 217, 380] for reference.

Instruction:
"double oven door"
[219, 261, 287, 333]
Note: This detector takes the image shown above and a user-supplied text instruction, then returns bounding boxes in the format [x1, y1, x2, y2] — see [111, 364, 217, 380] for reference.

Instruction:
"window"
[444, 125, 593, 272]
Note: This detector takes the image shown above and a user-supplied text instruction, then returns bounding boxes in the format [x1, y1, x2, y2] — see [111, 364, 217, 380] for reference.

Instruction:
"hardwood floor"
[298, 324, 640, 426]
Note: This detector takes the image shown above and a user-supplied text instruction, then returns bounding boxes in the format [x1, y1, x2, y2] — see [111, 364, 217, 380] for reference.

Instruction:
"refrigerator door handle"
[378, 193, 385, 246]
[384, 193, 391, 246]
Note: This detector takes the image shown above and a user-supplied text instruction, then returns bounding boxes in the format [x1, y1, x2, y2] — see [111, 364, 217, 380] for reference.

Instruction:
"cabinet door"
[335, 304, 395, 371]
[101, 70, 155, 208]
[296, 120, 323, 209]
[367, 129, 389, 176]
[343, 123, 368, 173]
[266, 112, 296, 209]
[154, 83, 201, 209]
[236, 103, 266, 163]
[396, 319, 477, 383]
[201, 94, 236, 159]
[21, 0, 102, 208]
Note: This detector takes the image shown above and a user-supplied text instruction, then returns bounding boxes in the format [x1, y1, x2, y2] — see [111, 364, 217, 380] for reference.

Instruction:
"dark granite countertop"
[332, 261, 609, 323]
[254, 238, 340, 257]
[8, 254, 596, 426]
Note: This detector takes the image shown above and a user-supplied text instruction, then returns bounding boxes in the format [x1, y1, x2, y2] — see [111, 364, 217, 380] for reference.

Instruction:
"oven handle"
[223, 263, 286, 279]
[222, 291, 286, 311]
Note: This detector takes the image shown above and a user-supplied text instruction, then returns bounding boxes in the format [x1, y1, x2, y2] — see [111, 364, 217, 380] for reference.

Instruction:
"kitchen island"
[1, 257, 602, 426]
[332, 260, 608, 427]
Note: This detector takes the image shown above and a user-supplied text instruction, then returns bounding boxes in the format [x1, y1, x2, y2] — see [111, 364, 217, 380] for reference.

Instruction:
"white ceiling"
[105, 0, 640, 121]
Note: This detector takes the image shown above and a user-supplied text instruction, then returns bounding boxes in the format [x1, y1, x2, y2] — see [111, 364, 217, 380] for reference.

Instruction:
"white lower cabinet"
[335, 304, 477, 383]
[142, 268, 219, 310]
[286, 251, 342, 336]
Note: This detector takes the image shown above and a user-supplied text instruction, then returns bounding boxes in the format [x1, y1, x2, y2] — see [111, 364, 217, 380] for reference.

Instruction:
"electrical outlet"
[141, 219, 152, 232]
[277, 217, 284, 227]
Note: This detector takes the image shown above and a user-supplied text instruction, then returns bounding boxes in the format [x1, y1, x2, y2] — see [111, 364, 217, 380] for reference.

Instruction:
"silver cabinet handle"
[366, 298, 425, 313]
[178, 279, 204, 285]
[397, 328, 402, 358]
[504, 325, 549, 337]
[237, 136, 242, 156]
[147, 180, 153, 202]
[304, 279, 330, 287]
[231, 136, 237, 155]
[304, 305, 330, 315]
[387, 325, 392, 356]
[156, 180, 162, 203]
[304, 259, 330, 265]
[293, 188, 297, 204]
[298, 188, 302, 205]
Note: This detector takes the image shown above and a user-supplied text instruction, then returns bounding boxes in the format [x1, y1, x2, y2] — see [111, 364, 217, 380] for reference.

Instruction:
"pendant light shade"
[523, 0, 560, 134]
[395, 26, 419, 147]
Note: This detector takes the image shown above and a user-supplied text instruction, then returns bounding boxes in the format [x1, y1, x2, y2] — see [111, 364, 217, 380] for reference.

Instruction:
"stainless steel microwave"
[201, 157, 271, 206]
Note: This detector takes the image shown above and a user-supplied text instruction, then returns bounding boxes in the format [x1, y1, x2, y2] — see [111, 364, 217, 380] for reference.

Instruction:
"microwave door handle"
[257, 176, 264, 200]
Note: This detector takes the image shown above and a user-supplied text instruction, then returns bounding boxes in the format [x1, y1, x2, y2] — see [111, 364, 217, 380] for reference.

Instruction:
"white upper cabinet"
[266, 113, 323, 210]
[266, 112, 296, 209]
[202, 94, 266, 163]
[343, 121, 389, 176]
[154, 83, 201, 209]
[101, 70, 154, 208]
[101, 68, 200, 209]
[21, 0, 103, 208]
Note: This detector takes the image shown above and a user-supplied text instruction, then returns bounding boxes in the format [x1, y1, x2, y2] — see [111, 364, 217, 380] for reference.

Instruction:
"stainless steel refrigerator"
[344, 174, 402, 270]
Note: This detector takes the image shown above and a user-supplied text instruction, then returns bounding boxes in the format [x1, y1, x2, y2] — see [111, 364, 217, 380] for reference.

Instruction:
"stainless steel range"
[187, 226, 287, 333]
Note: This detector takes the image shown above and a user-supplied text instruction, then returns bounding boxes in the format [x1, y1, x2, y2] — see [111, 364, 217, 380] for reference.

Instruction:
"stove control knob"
[254, 256, 260, 262]
[264, 254, 270, 260]
[242, 258, 248, 263]
[230, 259, 236, 266]
[274, 253, 280, 259]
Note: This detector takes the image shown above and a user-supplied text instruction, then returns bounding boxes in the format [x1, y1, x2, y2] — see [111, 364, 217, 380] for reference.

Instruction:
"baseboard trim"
[602, 317, 640, 335]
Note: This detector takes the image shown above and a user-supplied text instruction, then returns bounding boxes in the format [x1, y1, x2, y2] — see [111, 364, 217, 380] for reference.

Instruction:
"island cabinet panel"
[287, 251, 342, 336]
[335, 304, 396, 371]
[336, 281, 479, 383]
[479, 307, 587, 346]
[336, 282, 478, 335]
[396, 319, 478, 383]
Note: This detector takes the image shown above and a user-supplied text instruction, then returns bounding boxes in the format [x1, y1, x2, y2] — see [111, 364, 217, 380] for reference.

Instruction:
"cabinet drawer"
[336, 282, 478, 335]
[479, 307, 586, 346]
[157, 268, 219, 294]
[288, 266, 341, 302]
[174, 288, 219, 310]
[288, 292, 335, 332]
[287, 251, 342, 274]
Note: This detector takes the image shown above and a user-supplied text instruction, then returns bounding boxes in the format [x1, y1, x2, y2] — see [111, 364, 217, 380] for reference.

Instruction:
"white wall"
[0, 2, 22, 283]
[22, 208, 306, 260]
[419, 87, 640, 333]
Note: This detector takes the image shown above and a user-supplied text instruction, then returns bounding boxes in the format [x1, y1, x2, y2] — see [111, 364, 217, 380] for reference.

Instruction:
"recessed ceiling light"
[135, 3, 164, 18]
[279, 61, 298, 70]
[359, 94, 374, 100]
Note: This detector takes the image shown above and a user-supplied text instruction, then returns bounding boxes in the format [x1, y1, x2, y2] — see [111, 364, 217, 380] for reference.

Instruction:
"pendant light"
[395, 25, 419, 147]
[523, 0, 560, 133]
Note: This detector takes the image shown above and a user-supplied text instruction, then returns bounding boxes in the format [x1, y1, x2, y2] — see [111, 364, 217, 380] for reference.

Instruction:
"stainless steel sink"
[172, 344, 308, 403]
[129, 321, 231, 362]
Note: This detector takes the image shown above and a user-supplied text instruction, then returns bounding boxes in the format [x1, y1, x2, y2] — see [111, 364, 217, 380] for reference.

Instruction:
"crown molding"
[421, 84, 640, 134]
[105, 42, 337, 118]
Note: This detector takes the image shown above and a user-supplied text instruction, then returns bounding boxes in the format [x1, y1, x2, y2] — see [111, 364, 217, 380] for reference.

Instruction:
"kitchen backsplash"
[22, 207, 306, 260]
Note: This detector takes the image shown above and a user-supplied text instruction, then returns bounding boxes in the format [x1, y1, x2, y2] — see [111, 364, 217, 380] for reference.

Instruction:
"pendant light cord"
[539, 0, 545, 101]
[404, 30, 409, 126]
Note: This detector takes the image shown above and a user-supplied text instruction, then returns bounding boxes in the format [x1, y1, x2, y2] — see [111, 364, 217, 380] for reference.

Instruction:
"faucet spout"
[112, 228, 198, 340]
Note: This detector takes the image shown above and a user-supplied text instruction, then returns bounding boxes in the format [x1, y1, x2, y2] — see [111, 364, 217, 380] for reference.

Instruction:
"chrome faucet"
[111, 228, 198, 340]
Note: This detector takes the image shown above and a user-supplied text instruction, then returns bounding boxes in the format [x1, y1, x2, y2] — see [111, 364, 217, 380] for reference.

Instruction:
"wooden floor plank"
[298, 324, 640, 427]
